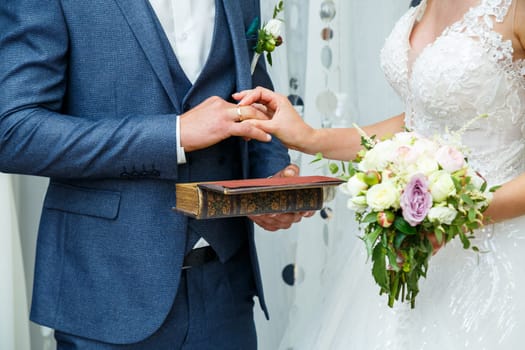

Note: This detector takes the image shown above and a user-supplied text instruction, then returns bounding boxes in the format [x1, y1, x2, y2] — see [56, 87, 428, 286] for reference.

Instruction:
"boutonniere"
[247, 1, 285, 75]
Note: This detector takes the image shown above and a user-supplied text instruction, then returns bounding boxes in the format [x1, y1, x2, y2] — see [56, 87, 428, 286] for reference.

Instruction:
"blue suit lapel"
[113, 0, 180, 109]
[221, 0, 252, 91]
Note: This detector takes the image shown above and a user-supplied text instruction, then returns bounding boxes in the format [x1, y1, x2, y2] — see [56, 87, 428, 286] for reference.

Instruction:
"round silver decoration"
[288, 94, 304, 107]
[321, 27, 333, 41]
[282, 264, 295, 286]
[320, 207, 333, 220]
[289, 77, 299, 91]
[316, 89, 338, 115]
[319, 0, 336, 23]
[320, 45, 332, 69]
[295, 265, 305, 284]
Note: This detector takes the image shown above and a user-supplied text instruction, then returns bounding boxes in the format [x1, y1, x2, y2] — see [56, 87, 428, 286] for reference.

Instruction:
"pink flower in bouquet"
[400, 174, 433, 226]
[395, 145, 419, 164]
[377, 210, 395, 228]
[435, 145, 465, 172]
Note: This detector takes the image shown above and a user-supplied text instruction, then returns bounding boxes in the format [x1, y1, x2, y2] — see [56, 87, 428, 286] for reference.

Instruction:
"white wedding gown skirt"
[280, 0, 525, 348]
[281, 218, 525, 349]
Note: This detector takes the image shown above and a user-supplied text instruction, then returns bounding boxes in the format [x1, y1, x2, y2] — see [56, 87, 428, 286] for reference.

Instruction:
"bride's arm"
[483, 173, 525, 223]
[306, 115, 406, 160]
[234, 87, 405, 161]
[483, 4, 525, 223]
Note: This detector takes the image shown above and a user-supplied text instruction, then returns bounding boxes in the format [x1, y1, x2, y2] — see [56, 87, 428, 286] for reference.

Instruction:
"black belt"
[182, 246, 218, 270]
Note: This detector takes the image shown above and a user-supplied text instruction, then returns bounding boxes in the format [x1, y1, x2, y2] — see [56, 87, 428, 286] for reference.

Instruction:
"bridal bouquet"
[329, 126, 494, 308]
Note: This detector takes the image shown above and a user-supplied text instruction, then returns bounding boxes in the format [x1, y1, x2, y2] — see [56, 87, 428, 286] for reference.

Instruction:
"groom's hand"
[179, 96, 271, 152]
[249, 164, 315, 231]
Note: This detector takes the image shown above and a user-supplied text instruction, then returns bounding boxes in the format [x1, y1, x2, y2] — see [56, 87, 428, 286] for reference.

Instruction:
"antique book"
[174, 175, 344, 219]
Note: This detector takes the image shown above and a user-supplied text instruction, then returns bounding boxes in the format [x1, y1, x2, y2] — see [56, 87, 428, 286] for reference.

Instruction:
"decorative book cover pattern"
[174, 176, 343, 219]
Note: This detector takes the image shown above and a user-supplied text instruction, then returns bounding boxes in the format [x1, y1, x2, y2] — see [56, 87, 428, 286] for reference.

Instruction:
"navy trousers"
[54, 247, 257, 350]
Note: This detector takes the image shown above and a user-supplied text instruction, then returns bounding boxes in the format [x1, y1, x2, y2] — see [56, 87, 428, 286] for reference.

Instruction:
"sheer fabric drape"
[255, 1, 408, 349]
[0, 173, 31, 350]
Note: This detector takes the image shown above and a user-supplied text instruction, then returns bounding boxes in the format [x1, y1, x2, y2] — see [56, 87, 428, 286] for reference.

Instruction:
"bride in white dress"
[236, 0, 525, 348]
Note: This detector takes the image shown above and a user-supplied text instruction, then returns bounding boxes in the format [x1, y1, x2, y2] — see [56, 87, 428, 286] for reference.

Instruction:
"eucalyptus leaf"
[459, 231, 471, 249]
[468, 207, 476, 222]
[311, 152, 324, 163]
[434, 229, 443, 245]
[328, 162, 339, 174]
[364, 226, 382, 257]
[372, 244, 388, 291]
[394, 217, 417, 235]
[387, 249, 400, 272]
[363, 212, 378, 223]
[461, 194, 474, 206]
[394, 232, 407, 249]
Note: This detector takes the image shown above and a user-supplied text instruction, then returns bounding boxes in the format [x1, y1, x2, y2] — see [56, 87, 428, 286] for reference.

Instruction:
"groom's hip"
[53, 245, 258, 349]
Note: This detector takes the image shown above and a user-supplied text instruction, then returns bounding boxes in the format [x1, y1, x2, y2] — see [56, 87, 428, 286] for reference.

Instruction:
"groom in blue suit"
[0, 0, 303, 348]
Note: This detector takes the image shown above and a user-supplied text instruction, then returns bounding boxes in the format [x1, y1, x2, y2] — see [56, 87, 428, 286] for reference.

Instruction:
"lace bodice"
[381, 0, 525, 186]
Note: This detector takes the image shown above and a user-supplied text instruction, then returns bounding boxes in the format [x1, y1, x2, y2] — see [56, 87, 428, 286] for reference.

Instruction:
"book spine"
[199, 187, 325, 219]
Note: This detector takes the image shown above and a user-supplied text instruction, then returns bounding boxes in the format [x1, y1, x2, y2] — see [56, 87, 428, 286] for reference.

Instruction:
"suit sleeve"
[0, 0, 179, 180]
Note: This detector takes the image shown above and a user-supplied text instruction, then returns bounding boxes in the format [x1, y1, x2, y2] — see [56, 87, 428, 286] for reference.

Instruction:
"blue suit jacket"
[0, 0, 290, 344]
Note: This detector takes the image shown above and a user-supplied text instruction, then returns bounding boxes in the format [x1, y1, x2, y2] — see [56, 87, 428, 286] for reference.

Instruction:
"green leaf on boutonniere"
[246, 17, 260, 38]
[250, 1, 284, 74]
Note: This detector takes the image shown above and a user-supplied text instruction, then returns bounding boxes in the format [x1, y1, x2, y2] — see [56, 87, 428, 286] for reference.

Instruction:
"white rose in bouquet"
[359, 139, 395, 171]
[366, 182, 399, 211]
[436, 145, 466, 172]
[347, 195, 367, 212]
[428, 170, 456, 202]
[342, 174, 368, 197]
[427, 206, 458, 225]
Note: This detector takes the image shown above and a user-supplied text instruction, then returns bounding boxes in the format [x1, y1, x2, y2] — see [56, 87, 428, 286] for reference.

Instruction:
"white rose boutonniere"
[248, 1, 284, 74]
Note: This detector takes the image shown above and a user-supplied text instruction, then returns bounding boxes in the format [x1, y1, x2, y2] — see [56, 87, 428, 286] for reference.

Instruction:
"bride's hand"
[392, 232, 443, 270]
[427, 232, 444, 255]
[233, 87, 317, 152]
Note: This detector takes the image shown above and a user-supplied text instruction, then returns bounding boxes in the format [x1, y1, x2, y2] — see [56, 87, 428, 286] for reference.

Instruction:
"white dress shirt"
[149, 0, 216, 84]
[149, 0, 215, 249]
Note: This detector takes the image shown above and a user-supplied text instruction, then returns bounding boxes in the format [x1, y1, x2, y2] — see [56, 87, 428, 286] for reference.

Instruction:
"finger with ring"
[236, 106, 243, 122]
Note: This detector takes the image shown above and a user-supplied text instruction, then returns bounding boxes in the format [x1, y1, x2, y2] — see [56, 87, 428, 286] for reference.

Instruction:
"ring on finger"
[236, 106, 243, 122]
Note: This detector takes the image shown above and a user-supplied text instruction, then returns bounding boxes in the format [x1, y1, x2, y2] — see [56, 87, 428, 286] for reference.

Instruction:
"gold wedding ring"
[236, 106, 243, 122]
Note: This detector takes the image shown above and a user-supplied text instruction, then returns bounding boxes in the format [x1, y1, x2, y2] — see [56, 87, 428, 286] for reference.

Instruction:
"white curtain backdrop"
[8, 175, 52, 350]
[0, 173, 31, 350]
[255, 1, 408, 349]
[4, 1, 409, 349]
